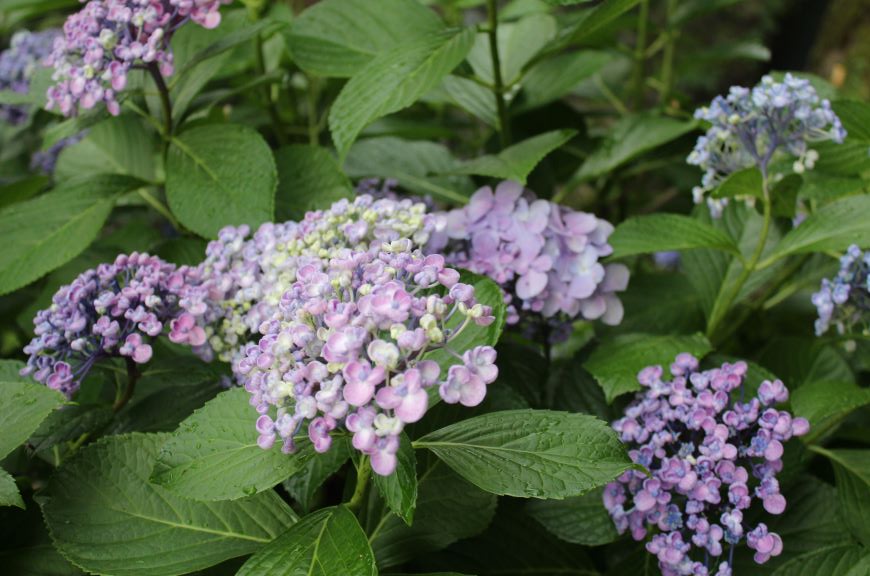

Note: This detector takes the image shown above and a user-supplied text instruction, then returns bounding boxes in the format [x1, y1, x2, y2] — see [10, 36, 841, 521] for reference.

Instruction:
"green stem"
[138, 188, 180, 230]
[347, 457, 371, 512]
[255, 34, 288, 146]
[306, 75, 320, 146]
[147, 62, 173, 139]
[658, 0, 679, 105]
[631, 0, 649, 109]
[113, 359, 140, 413]
[486, 0, 511, 148]
[594, 74, 629, 115]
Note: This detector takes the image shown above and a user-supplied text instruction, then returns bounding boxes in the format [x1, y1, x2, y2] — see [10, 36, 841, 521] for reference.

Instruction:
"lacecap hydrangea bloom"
[430, 181, 627, 341]
[237, 243, 497, 476]
[46, 0, 231, 116]
[812, 244, 870, 337]
[688, 74, 846, 217]
[21, 253, 212, 397]
[603, 354, 809, 576]
[0, 29, 59, 124]
[198, 194, 444, 363]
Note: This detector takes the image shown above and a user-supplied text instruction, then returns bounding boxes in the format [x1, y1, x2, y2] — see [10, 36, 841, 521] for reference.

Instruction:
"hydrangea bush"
[0, 1, 868, 575]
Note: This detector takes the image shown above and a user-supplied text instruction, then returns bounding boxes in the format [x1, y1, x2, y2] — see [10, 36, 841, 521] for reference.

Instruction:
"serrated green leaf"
[237, 506, 376, 576]
[55, 115, 157, 182]
[518, 49, 614, 111]
[0, 379, 64, 459]
[467, 14, 557, 85]
[557, 0, 642, 46]
[450, 129, 576, 184]
[283, 438, 351, 514]
[712, 166, 762, 199]
[152, 387, 314, 501]
[769, 545, 870, 576]
[42, 433, 297, 576]
[175, 19, 285, 78]
[166, 124, 276, 239]
[811, 448, 870, 546]
[373, 432, 417, 526]
[814, 141, 870, 175]
[30, 404, 114, 461]
[287, 0, 445, 77]
[527, 486, 618, 546]
[414, 409, 633, 498]
[330, 28, 475, 159]
[609, 213, 741, 259]
[791, 380, 870, 443]
[442, 75, 498, 126]
[0, 175, 48, 210]
[584, 333, 713, 403]
[832, 100, 870, 141]
[274, 145, 353, 222]
[0, 467, 24, 509]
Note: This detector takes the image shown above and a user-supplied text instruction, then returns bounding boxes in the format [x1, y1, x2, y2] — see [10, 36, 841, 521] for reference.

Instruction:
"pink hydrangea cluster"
[21, 252, 212, 397]
[198, 194, 445, 363]
[46, 0, 230, 116]
[603, 354, 810, 576]
[430, 181, 628, 342]
[236, 244, 497, 476]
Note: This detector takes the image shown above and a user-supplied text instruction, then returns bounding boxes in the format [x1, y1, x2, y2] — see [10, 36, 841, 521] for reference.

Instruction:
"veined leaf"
[274, 145, 353, 222]
[811, 447, 870, 546]
[373, 432, 417, 526]
[609, 213, 741, 259]
[0, 378, 65, 459]
[791, 380, 870, 443]
[527, 486, 618, 546]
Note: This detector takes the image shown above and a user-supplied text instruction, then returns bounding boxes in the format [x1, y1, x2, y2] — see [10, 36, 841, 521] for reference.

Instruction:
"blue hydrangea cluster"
[46, 0, 230, 116]
[688, 74, 846, 217]
[21, 253, 212, 397]
[0, 29, 59, 124]
[603, 354, 809, 576]
[430, 181, 627, 342]
[198, 194, 445, 363]
[812, 244, 870, 337]
[237, 244, 497, 476]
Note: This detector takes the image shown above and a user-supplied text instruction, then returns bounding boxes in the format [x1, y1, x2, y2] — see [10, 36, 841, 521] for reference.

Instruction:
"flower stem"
[255, 33, 288, 146]
[486, 0, 511, 148]
[631, 0, 649, 109]
[147, 62, 173, 139]
[113, 359, 140, 412]
[658, 0, 679, 105]
[347, 456, 371, 512]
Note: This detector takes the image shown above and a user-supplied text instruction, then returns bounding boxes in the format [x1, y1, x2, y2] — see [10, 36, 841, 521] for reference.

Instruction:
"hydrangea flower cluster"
[812, 244, 870, 337]
[237, 244, 497, 476]
[198, 194, 445, 363]
[46, 0, 231, 116]
[0, 29, 59, 124]
[430, 181, 627, 342]
[603, 354, 810, 576]
[688, 74, 846, 217]
[21, 253, 212, 397]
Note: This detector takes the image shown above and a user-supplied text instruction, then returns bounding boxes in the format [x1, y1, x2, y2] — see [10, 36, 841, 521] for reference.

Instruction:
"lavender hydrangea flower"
[21, 252, 212, 397]
[46, 0, 230, 117]
[0, 29, 59, 124]
[688, 74, 846, 217]
[237, 244, 497, 476]
[812, 244, 870, 337]
[603, 354, 809, 576]
[431, 181, 627, 342]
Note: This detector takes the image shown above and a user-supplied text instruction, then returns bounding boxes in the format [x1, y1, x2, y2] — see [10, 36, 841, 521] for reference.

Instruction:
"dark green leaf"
[609, 213, 741, 259]
[560, 0, 642, 45]
[373, 432, 417, 526]
[274, 145, 352, 222]
[712, 166, 762, 199]
[791, 380, 870, 443]
[283, 439, 351, 514]
[832, 100, 870, 141]
[518, 50, 614, 111]
[467, 14, 557, 85]
[0, 379, 64, 459]
[769, 545, 869, 576]
[527, 486, 618, 546]
[0, 468, 24, 509]
[811, 447, 870, 546]
[55, 115, 157, 182]
[442, 75, 497, 126]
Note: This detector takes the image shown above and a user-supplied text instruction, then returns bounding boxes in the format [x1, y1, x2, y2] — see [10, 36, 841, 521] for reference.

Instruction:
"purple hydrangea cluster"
[603, 354, 810, 576]
[812, 244, 870, 337]
[0, 29, 59, 124]
[21, 252, 212, 397]
[198, 195, 445, 363]
[430, 181, 627, 341]
[688, 74, 846, 217]
[236, 244, 497, 476]
[46, 0, 230, 117]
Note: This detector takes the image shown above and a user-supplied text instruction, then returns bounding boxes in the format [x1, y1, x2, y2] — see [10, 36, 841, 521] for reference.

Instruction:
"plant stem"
[486, 0, 511, 148]
[255, 34, 288, 146]
[113, 359, 140, 413]
[631, 0, 649, 109]
[347, 457, 371, 512]
[147, 62, 173, 139]
[138, 188, 181, 230]
[306, 74, 320, 146]
[658, 0, 679, 105]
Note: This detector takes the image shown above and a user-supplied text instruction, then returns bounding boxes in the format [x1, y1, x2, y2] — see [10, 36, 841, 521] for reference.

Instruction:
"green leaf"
[450, 129, 576, 184]
[30, 404, 114, 461]
[441, 75, 498, 126]
[791, 380, 870, 443]
[274, 145, 353, 222]
[771, 174, 802, 218]
[0, 379, 64, 459]
[559, 0, 642, 46]
[813, 141, 870, 175]
[287, 0, 445, 77]
[712, 166, 762, 199]
[584, 333, 713, 403]
[760, 194, 870, 266]
[518, 49, 614, 111]
[527, 486, 618, 546]
[811, 448, 870, 546]
[575, 113, 695, 180]
[237, 506, 376, 576]
[0, 544, 83, 576]
[283, 439, 351, 514]
[42, 433, 297, 576]
[609, 213, 741, 259]
[166, 124, 276, 239]
[155, 237, 210, 266]
[769, 545, 870, 576]
[329, 27, 476, 160]
[175, 19, 285, 78]
[55, 115, 157, 182]
[414, 409, 633, 499]
[467, 14, 557, 85]
[0, 175, 48, 210]
[152, 387, 314, 501]
[373, 432, 417, 526]
[832, 100, 870, 141]
[0, 174, 144, 295]
[609, 272, 705, 336]
[0, 467, 24, 509]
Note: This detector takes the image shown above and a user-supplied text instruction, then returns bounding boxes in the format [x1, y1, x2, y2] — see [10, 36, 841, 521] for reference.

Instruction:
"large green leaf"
[609, 213, 741, 259]
[152, 387, 313, 501]
[557, 0, 642, 46]
[373, 432, 417, 526]
[0, 467, 24, 509]
[584, 333, 713, 403]
[526, 486, 618, 546]
[42, 434, 296, 576]
[0, 379, 64, 459]
[166, 124, 276, 239]
[518, 50, 614, 111]
[467, 14, 557, 85]
[274, 145, 352, 222]
[791, 380, 870, 443]
[833, 100, 870, 141]
[0, 174, 144, 295]
[450, 129, 577, 185]
[55, 115, 157, 182]
[769, 545, 870, 576]
[329, 28, 475, 159]
[414, 409, 633, 499]
[441, 75, 497, 126]
[712, 166, 763, 199]
[287, 0, 444, 77]
[811, 448, 870, 546]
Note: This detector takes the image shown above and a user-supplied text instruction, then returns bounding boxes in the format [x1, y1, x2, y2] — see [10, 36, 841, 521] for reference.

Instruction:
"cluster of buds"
[20, 253, 212, 397]
[603, 354, 809, 576]
[688, 74, 846, 217]
[812, 244, 870, 337]
[236, 244, 497, 476]
[46, 0, 231, 117]
[0, 29, 59, 124]
[430, 181, 627, 342]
